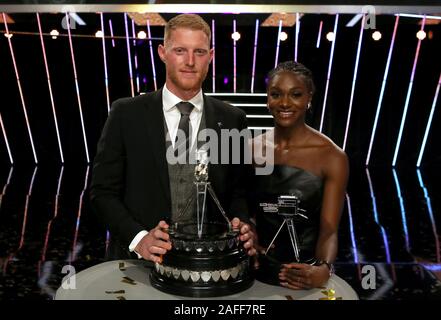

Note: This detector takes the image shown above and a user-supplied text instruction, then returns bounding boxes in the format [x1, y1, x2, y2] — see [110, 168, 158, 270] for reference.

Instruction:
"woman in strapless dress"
[249, 61, 349, 290]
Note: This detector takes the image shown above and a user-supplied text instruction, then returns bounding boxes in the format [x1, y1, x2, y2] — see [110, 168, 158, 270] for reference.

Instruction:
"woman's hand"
[279, 262, 330, 290]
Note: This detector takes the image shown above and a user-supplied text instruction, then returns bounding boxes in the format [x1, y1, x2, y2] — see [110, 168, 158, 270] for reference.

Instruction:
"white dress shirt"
[128, 85, 204, 258]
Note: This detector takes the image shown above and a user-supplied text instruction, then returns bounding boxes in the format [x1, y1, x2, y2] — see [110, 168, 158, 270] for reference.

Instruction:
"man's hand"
[134, 220, 172, 263]
[231, 217, 256, 257]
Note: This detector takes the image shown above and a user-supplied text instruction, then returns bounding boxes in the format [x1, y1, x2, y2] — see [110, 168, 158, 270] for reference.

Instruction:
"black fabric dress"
[249, 165, 324, 285]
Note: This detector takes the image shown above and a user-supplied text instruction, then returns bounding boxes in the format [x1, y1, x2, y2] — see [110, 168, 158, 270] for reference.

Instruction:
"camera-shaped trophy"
[265, 195, 308, 262]
[256, 194, 313, 285]
[150, 149, 254, 297]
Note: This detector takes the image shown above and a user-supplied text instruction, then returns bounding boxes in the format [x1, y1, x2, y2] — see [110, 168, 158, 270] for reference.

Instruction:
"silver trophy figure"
[193, 149, 232, 238]
[264, 195, 308, 262]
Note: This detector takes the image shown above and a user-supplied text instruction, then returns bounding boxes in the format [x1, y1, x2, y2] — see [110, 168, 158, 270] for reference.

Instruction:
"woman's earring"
[307, 102, 312, 110]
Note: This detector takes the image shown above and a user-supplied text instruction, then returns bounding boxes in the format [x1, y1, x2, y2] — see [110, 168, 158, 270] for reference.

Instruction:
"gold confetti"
[319, 289, 342, 300]
[119, 262, 126, 271]
[121, 276, 137, 285]
[105, 290, 125, 294]
[285, 295, 294, 300]
[116, 296, 126, 300]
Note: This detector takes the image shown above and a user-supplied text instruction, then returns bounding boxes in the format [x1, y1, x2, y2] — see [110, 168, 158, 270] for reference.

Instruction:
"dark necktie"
[175, 101, 194, 156]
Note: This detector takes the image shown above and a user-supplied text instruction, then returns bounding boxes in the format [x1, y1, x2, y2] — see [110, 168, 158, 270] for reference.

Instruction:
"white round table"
[55, 260, 358, 300]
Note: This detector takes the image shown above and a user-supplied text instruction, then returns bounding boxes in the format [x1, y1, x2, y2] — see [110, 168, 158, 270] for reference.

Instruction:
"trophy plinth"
[150, 150, 253, 297]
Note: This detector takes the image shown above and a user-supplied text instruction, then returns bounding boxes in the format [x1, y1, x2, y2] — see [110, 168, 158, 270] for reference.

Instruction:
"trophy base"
[149, 222, 254, 297]
[150, 271, 254, 298]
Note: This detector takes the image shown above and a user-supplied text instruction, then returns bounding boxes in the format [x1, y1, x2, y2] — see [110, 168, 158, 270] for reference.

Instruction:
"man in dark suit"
[90, 14, 255, 262]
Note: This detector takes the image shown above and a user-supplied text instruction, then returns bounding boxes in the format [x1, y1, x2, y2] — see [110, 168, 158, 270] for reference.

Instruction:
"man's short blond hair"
[164, 14, 211, 46]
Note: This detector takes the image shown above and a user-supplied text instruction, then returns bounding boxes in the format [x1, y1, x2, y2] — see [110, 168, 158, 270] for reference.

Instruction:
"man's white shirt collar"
[162, 85, 203, 113]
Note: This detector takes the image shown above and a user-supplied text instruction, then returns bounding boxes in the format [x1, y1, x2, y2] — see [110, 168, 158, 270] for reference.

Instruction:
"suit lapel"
[144, 89, 171, 206]
[203, 95, 222, 181]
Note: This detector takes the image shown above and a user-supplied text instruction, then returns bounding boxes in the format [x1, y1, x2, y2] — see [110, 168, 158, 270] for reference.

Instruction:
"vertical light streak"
[366, 15, 400, 166]
[131, 18, 140, 93]
[274, 20, 282, 68]
[346, 193, 359, 264]
[366, 168, 391, 263]
[108, 19, 115, 47]
[40, 166, 64, 262]
[147, 19, 157, 91]
[3, 13, 38, 164]
[66, 13, 90, 163]
[233, 19, 237, 93]
[417, 71, 441, 167]
[416, 169, 440, 262]
[294, 12, 300, 62]
[392, 16, 426, 166]
[124, 13, 135, 97]
[342, 15, 365, 151]
[19, 166, 38, 250]
[319, 14, 339, 133]
[316, 20, 323, 48]
[100, 13, 111, 114]
[0, 112, 13, 165]
[36, 13, 64, 163]
[251, 19, 259, 94]
[392, 169, 410, 251]
[211, 19, 216, 93]
[71, 165, 90, 263]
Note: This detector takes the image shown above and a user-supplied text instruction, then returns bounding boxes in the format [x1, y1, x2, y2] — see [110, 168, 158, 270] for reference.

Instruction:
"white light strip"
[4, 5, 440, 14]
[147, 19, 158, 91]
[108, 19, 115, 47]
[124, 13, 135, 97]
[417, 71, 441, 167]
[342, 15, 365, 151]
[392, 169, 410, 251]
[346, 193, 359, 264]
[66, 13, 90, 163]
[316, 20, 323, 48]
[251, 19, 259, 94]
[396, 13, 441, 20]
[1, 166, 13, 198]
[392, 16, 426, 166]
[274, 20, 282, 68]
[295, 12, 300, 62]
[416, 169, 440, 262]
[231, 103, 267, 107]
[366, 15, 399, 166]
[69, 12, 86, 26]
[19, 166, 38, 250]
[346, 14, 363, 27]
[3, 13, 38, 164]
[131, 19, 140, 94]
[366, 168, 391, 263]
[36, 13, 64, 163]
[246, 115, 273, 119]
[212, 19, 216, 93]
[207, 92, 266, 97]
[40, 165, 64, 262]
[0, 112, 13, 164]
[100, 13, 111, 114]
[319, 14, 339, 133]
[71, 165, 90, 263]
[233, 19, 237, 94]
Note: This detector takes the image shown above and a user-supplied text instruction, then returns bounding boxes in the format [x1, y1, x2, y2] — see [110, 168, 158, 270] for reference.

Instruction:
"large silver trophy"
[150, 149, 253, 297]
